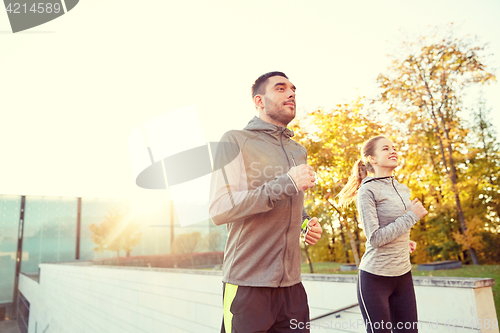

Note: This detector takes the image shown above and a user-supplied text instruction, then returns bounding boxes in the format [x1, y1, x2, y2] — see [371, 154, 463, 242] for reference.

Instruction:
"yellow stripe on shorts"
[223, 283, 238, 333]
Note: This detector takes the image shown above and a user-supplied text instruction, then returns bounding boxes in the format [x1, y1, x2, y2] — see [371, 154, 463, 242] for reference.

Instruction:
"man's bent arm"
[209, 133, 298, 225]
[210, 167, 298, 225]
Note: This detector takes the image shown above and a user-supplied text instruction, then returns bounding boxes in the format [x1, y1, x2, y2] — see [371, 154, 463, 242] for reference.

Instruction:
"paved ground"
[310, 305, 481, 333]
[0, 320, 21, 333]
[310, 305, 365, 332]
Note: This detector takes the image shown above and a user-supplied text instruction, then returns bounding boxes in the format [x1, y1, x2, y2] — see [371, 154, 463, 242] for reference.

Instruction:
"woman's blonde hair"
[336, 135, 387, 209]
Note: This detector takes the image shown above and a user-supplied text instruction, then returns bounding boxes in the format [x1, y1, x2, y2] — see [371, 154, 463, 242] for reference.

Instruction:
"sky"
[1, 0, 499, 217]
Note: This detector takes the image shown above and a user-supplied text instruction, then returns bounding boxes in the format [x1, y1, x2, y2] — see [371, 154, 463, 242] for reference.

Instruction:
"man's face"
[261, 76, 296, 127]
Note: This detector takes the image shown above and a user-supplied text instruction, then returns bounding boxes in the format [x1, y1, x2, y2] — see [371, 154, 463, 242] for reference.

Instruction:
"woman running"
[337, 135, 428, 333]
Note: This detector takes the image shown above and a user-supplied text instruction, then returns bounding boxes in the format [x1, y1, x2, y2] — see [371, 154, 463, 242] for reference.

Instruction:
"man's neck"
[258, 112, 287, 128]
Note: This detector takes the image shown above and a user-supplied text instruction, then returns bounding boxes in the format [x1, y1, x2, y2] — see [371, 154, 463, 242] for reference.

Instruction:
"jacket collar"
[361, 176, 394, 186]
[244, 116, 294, 144]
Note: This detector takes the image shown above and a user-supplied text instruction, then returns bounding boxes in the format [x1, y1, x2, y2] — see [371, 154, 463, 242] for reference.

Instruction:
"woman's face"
[369, 138, 398, 171]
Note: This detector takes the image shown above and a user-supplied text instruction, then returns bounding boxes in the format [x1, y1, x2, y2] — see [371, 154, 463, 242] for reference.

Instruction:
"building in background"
[0, 194, 227, 325]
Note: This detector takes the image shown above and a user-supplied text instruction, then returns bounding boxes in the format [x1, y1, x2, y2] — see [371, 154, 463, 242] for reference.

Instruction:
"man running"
[209, 71, 322, 332]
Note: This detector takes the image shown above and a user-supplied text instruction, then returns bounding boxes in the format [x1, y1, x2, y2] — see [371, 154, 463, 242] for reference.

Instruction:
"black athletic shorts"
[221, 282, 310, 333]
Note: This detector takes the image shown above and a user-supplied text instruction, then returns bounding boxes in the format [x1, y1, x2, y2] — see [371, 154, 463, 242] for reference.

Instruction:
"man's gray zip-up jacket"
[356, 176, 420, 276]
[209, 116, 310, 287]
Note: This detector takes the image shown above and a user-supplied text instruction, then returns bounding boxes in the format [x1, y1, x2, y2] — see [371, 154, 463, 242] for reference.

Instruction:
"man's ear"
[254, 94, 264, 109]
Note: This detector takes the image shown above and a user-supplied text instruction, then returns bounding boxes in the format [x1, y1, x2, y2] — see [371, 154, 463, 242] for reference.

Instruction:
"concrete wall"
[301, 275, 359, 319]
[19, 263, 498, 333]
[412, 277, 498, 332]
[21, 263, 223, 333]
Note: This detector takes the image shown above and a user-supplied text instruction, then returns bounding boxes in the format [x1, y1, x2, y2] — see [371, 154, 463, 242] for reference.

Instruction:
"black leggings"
[357, 270, 418, 333]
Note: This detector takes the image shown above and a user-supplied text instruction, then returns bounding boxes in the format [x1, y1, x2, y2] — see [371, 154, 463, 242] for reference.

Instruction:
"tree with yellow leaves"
[377, 24, 496, 264]
[291, 99, 387, 265]
[89, 208, 142, 262]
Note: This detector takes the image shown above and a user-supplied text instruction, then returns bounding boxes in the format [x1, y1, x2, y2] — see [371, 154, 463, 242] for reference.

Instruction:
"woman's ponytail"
[337, 158, 368, 209]
[336, 135, 386, 209]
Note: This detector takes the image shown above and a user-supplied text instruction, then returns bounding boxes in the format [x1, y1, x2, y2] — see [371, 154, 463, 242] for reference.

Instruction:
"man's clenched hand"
[305, 217, 322, 245]
[288, 164, 316, 191]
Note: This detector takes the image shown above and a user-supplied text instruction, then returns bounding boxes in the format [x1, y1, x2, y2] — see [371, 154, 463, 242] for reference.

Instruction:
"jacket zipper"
[279, 130, 293, 287]
[362, 176, 407, 210]
[391, 177, 407, 210]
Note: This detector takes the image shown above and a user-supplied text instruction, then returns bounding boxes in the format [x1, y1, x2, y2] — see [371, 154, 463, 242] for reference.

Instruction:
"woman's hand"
[409, 240, 417, 253]
[409, 198, 428, 219]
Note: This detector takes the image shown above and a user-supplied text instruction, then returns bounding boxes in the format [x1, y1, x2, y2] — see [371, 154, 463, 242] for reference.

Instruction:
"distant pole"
[170, 201, 174, 253]
[12, 195, 26, 320]
[76, 197, 82, 260]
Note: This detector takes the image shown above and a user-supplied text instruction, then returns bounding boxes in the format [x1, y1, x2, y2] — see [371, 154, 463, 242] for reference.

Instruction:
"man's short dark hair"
[251, 71, 288, 98]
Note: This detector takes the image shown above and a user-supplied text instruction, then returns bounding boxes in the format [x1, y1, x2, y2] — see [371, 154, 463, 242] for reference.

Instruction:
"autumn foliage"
[89, 208, 142, 259]
[291, 26, 499, 265]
